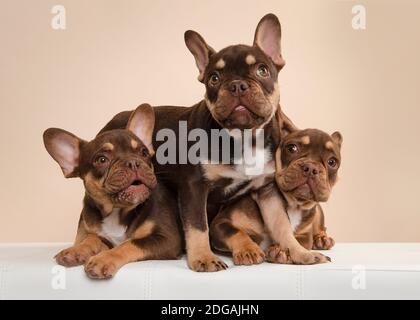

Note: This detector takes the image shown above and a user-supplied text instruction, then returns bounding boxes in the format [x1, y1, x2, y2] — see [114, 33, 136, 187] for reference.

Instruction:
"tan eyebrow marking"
[301, 136, 310, 145]
[325, 141, 334, 150]
[102, 142, 114, 151]
[215, 58, 225, 69]
[131, 139, 138, 149]
[245, 54, 256, 65]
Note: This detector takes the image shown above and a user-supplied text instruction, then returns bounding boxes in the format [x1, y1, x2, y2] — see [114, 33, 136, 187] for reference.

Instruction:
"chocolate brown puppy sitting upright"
[43, 104, 182, 279]
[210, 127, 342, 265]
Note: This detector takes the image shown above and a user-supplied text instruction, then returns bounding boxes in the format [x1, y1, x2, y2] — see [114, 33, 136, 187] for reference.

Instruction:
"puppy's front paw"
[265, 244, 293, 264]
[233, 243, 265, 266]
[266, 244, 330, 265]
[313, 233, 335, 250]
[289, 247, 331, 265]
[188, 254, 228, 272]
[55, 245, 95, 267]
[84, 252, 119, 279]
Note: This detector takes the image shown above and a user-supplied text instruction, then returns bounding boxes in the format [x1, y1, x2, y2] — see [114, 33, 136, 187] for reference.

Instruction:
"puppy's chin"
[205, 89, 277, 130]
[85, 183, 152, 210]
[222, 107, 265, 130]
[114, 183, 152, 207]
[277, 176, 331, 203]
[107, 175, 157, 207]
[286, 183, 331, 203]
[290, 183, 315, 201]
[210, 105, 273, 130]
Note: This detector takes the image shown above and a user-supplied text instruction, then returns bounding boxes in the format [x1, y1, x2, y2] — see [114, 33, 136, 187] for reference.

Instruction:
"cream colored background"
[0, 0, 419, 242]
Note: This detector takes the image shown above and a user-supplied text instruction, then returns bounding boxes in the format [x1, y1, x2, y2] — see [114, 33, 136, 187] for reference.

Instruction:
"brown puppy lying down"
[210, 125, 342, 265]
[43, 104, 182, 279]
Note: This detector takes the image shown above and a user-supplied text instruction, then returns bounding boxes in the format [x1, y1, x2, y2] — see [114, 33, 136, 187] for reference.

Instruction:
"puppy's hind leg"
[210, 198, 265, 266]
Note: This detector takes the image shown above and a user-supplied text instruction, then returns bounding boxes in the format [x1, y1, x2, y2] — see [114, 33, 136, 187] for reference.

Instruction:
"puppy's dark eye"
[327, 157, 338, 168]
[209, 73, 220, 86]
[286, 144, 299, 153]
[94, 156, 109, 166]
[140, 147, 149, 157]
[256, 64, 270, 78]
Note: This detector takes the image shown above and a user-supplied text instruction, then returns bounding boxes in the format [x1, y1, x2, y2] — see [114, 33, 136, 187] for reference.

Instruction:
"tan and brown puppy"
[210, 128, 342, 265]
[43, 104, 182, 279]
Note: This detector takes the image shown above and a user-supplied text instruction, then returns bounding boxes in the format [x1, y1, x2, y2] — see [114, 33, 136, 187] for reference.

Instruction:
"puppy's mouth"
[224, 103, 260, 129]
[291, 182, 316, 201]
[232, 104, 250, 113]
[277, 173, 318, 201]
[115, 177, 153, 205]
[288, 179, 330, 203]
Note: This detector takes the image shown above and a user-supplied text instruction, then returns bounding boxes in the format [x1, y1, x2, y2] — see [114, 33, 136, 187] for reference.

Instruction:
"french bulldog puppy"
[43, 104, 182, 279]
[99, 14, 326, 271]
[210, 128, 342, 265]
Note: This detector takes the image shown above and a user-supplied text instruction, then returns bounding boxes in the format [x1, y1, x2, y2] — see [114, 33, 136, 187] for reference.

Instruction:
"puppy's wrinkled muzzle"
[210, 80, 276, 130]
[105, 159, 157, 206]
[277, 161, 331, 202]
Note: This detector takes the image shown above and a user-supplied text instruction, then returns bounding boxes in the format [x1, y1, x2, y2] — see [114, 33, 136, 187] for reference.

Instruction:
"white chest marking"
[202, 146, 275, 196]
[287, 208, 302, 232]
[226, 147, 275, 196]
[99, 208, 127, 246]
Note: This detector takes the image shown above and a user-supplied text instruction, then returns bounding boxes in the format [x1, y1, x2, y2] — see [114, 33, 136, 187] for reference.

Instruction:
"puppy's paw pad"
[189, 255, 228, 272]
[265, 244, 292, 264]
[312, 252, 331, 264]
[84, 256, 117, 279]
[55, 246, 93, 267]
[313, 234, 335, 250]
[290, 249, 330, 265]
[233, 245, 265, 266]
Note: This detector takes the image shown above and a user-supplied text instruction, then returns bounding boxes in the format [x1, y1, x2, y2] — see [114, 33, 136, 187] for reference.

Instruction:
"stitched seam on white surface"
[142, 265, 148, 299]
[295, 267, 301, 300]
[300, 267, 305, 300]
[0, 265, 8, 300]
[148, 261, 155, 299]
[0, 266, 3, 299]
[142, 262, 154, 300]
[147, 264, 151, 300]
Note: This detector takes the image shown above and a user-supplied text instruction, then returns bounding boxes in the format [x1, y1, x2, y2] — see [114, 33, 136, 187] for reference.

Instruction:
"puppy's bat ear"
[279, 109, 298, 135]
[184, 30, 216, 82]
[43, 128, 84, 178]
[254, 13, 285, 70]
[331, 131, 343, 148]
[274, 107, 298, 173]
[127, 103, 155, 155]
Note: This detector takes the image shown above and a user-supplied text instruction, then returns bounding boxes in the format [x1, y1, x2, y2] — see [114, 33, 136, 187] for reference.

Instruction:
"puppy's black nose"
[127, 159, 140, 170]
[302, 163, 319, 177]
[229, 80, 249, 96]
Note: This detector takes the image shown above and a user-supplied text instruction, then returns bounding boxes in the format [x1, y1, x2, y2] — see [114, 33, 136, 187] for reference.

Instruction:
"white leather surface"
[0, 243, 419, 300]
